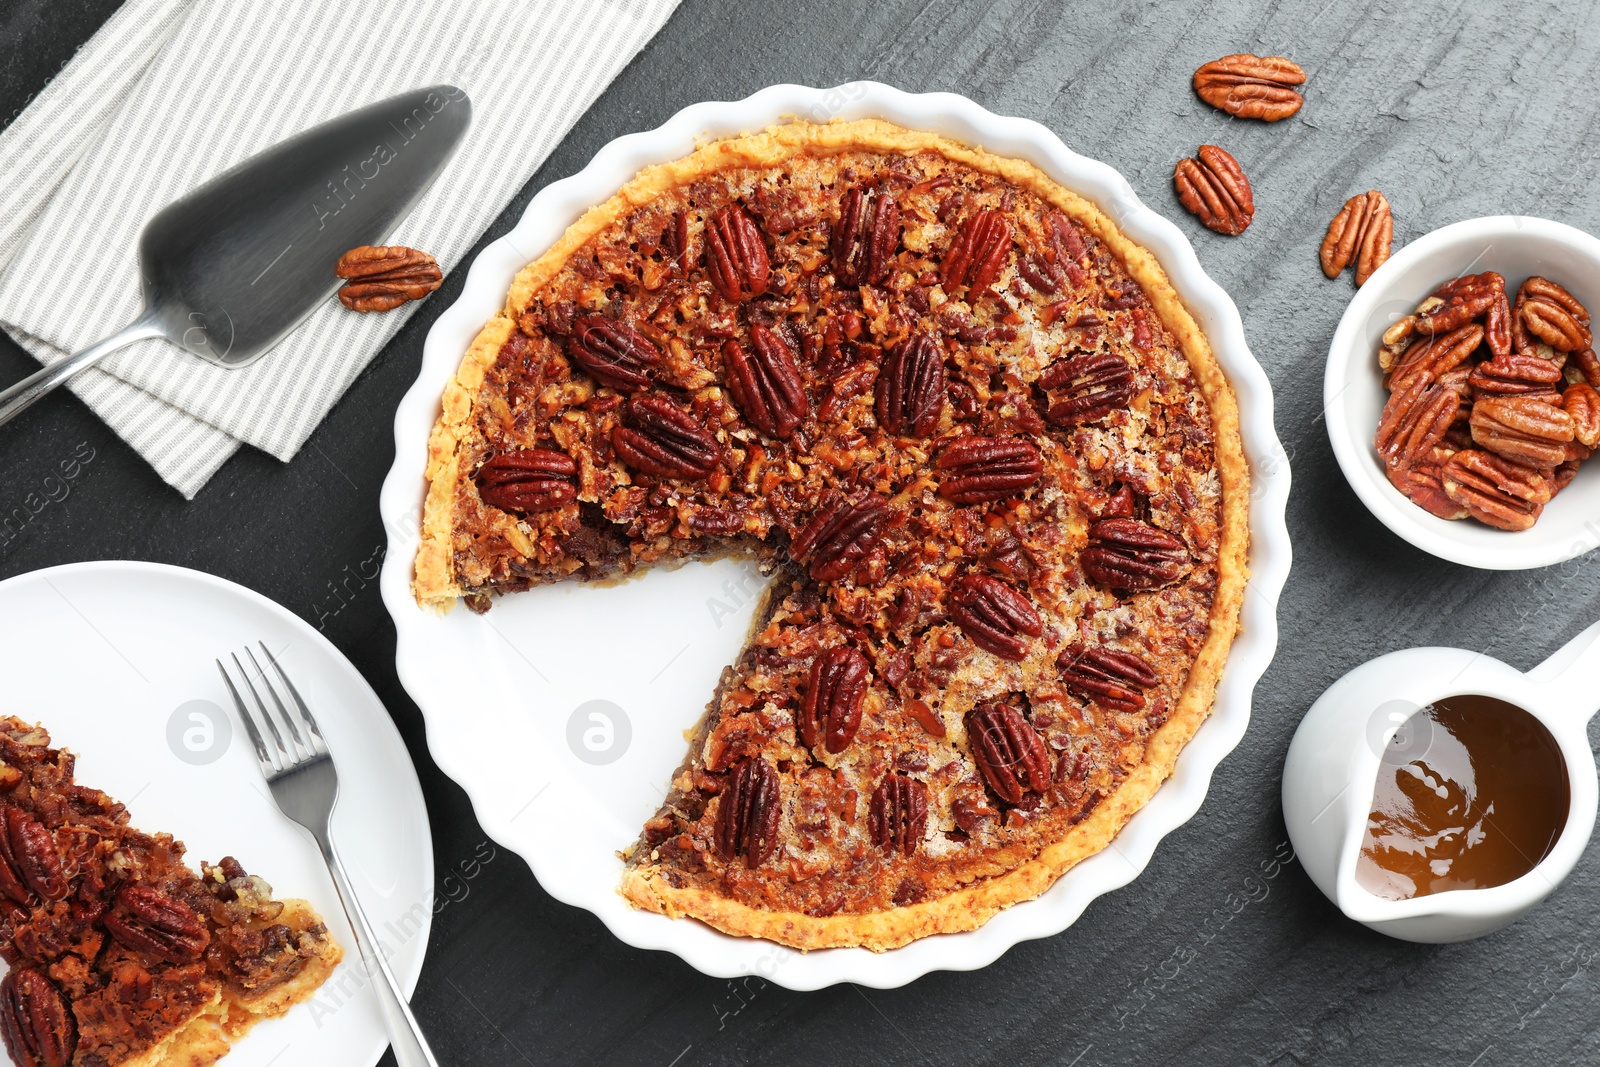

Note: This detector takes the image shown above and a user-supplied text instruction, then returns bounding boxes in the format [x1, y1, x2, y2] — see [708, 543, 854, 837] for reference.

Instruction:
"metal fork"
[218, 643, 440, 1067]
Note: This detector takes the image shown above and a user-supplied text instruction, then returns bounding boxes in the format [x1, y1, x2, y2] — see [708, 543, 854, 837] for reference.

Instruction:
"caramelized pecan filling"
[441, 145, 1222, 918]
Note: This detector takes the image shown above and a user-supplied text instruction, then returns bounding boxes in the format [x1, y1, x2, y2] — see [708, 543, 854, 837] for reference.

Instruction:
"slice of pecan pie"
[415, 119, 1249, 950]
[0, 717, 341, 1067]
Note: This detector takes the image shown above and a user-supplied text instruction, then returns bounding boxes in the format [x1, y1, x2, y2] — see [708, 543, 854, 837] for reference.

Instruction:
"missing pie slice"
[414, 119, 1249, 950]
[0, 717, 341, 1067]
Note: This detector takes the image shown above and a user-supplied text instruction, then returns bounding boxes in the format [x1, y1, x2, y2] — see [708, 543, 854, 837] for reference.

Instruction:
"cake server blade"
[0, 84, 472, 429]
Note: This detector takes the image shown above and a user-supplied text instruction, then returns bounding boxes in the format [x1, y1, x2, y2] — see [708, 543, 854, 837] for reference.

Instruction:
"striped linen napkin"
[0, 0, 681, 497]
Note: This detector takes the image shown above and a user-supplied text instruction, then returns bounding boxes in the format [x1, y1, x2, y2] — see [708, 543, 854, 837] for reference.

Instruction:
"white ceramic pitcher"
[1282, 619, 1600, 942]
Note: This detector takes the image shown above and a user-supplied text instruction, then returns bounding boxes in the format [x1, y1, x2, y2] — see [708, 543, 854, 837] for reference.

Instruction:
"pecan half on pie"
[414, 120, 1250, 950]
[0, 718, 340, 1067]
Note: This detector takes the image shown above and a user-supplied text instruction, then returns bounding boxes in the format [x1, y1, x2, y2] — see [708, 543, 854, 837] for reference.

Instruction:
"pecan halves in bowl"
[1320, 190, 1392, 285]
[1376, 376, 1460, 469]
[1439, 450, 1552, 531]
[1468, 352, 1564, 399]
[1192, 53, 1307, 121]
[1564, 383, 1600, 449]
[1469, 394, 1575, 469]
[1387, 324, 1482, 392]
[335, 245, 443, 311]
[1513, 276, 1592, 354]
[1387, 449, 1469, 521]
[1173, 145, 1254, 236]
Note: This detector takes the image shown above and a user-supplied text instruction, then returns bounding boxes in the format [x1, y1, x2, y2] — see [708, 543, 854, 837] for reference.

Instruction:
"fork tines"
[216, 642, 330, 777]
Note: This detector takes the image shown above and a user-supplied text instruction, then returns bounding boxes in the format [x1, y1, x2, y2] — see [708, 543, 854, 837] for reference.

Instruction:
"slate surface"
[3, 1, 1599, 1064]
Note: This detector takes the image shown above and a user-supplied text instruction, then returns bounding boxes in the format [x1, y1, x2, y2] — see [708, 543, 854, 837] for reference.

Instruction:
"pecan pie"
[0, 718, 341, 1066]
[414, 120, 1249, 950]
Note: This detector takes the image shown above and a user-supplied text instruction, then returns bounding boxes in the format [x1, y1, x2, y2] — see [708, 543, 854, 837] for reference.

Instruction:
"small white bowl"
[1325, 215, 1600, 570]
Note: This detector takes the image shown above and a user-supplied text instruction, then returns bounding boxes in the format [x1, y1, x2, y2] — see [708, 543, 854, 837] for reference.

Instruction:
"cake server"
[0, 84, 472, 429]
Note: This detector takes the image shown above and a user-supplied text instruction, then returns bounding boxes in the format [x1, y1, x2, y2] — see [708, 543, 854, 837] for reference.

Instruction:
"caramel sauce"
[1357, 695, 1569, 901]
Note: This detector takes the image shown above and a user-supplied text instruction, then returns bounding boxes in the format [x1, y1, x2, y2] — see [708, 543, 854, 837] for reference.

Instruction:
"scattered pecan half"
[1192, 53, 1306, 121]
[1173, 145, 1254, 236]
[714, 758, 780, 866]
[705, 203, 770, 302]
[941, 209, 1012, 296]
[966, 703, 1051, 805]
[0, 807, 65, 906]
[568, 315, 661, 391]
[799, 646, 870, 754]
[875, 332, 947, 437]
[1439, 450, 1552, 531]
[1375, 376, 1459, 469]
[869, 775, 929, 855]
[334, 245, 442, 312]
[1080, 518, 1188, 591]
[1039, 352, 1137, 426]
[611, 394, 720, 481]
[1469, 394, 1574, 469]
[948, 573, 1043, 661]
[0, 968, 74, 1067]
[936, 435, 1043, 503]
[790, 491, 892, 581]
[1564, 383, 1600, 448]
[104, 886, 209, 964]
[1057, 643, 1160, 713]
[476, 449, 578, 514]
[723, 325, 807, 439]
[832, 184, 901, 288]
[1515, 276, 1592, 353]
[1319, 190, 1392, 286]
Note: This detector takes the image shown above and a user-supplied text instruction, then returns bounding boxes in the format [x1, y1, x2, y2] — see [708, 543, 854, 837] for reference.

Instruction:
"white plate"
[378, 82, 1292, 990]
[1325, 214, 1600, 569]
[0, 561, 432, 1066]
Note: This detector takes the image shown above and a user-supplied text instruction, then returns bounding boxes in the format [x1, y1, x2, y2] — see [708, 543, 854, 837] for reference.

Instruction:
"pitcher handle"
[1526, 617, 1600, 723]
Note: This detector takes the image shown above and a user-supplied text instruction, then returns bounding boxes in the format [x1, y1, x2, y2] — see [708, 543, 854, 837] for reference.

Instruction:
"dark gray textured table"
[3, 1, 1599, 1063]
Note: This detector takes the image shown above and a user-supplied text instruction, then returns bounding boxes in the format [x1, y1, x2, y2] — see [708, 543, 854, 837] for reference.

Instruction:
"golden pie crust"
[413, 119, 1248, 951]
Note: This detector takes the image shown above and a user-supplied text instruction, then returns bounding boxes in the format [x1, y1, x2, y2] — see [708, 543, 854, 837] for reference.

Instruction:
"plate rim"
[0, 558, 434, 1009]
[377, 81, 1292, 990]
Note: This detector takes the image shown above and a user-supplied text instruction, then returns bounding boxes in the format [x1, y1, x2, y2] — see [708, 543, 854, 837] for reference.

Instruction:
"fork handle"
[320, 835, 441, 1067]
